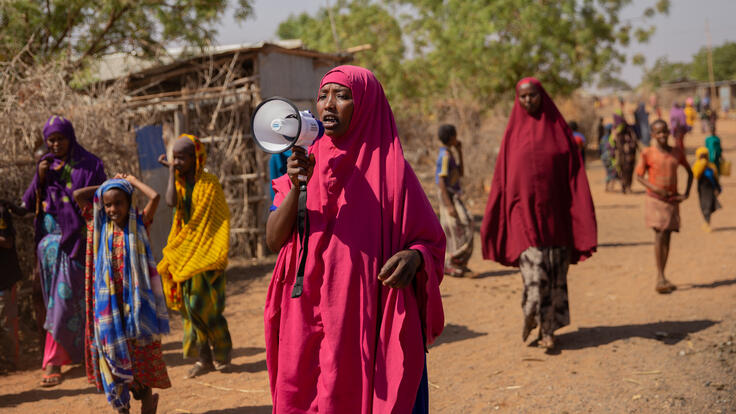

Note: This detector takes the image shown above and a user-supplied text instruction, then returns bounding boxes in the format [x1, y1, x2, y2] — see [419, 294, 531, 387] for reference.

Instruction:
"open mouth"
[322, 114, 339, 129]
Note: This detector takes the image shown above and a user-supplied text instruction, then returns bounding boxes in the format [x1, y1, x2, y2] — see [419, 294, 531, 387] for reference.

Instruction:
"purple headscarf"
[22, 115, 107, 259]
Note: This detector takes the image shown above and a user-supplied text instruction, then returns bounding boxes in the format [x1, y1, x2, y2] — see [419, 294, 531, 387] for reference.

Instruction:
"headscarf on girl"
[157, 134, 230, 311]
[90, 179, 169, 410]
[480, 77, 597, 266]
[692, 147, 719, 180]
[265, 65, 446, 413]
[22, 115, 107, 259]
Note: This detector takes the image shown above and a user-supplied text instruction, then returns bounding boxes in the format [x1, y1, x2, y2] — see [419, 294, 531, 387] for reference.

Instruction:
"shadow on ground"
[200, 406, 272, 414]
[473, 269, 518, 279]
[598, 241, 653, 248]
[679, 278, 736, 290]
[162, 347, 265, 369]
[712, 226, 736, 233]
[226, 259, 277, 296]
[556, 319, 718, 351]
[0, 385, 97, 408]
[431, 323, 487, 348]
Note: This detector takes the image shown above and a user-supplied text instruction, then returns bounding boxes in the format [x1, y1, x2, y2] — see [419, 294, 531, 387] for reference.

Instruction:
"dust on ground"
[1, 120, 735, 414]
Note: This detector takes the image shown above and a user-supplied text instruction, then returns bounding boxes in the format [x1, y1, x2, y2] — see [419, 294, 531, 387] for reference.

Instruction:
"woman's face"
[317, 83, 354, 138]
[46, 133, 71, 158]
[173, 148, 195, 175]
[518, 82, 542, 116]
[102, 189, 130, 228]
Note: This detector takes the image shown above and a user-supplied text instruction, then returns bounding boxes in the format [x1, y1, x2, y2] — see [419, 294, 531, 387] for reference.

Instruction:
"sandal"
[213, 360, 231, 372]
[40, 373, 62, 387]
[656, 281, 677, 294]
[444, 266, 465, 278]
[185, 361, 213, 379]
[539, 334, 556, 350]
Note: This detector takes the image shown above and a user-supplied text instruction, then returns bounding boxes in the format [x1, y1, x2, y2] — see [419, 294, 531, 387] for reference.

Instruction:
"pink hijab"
[265, 65, 445, 413]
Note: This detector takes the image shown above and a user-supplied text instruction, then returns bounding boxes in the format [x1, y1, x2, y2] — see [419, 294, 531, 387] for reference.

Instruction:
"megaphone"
[251, 97, 322, 299]
[251, 97, 325, 154]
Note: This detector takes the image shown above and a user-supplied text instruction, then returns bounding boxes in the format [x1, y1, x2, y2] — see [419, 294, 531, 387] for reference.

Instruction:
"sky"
[215, 0, 736, 88]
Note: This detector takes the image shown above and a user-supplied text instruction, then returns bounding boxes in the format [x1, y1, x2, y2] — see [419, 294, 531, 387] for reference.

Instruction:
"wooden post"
[705, 19, 718, 110]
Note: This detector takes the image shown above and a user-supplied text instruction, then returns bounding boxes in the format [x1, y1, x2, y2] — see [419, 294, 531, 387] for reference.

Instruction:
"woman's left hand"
[378, 249, 423, 289]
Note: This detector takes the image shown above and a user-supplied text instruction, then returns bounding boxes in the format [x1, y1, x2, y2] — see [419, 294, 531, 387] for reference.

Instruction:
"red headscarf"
[480, 77, 597, 266]
[265, 65, 445, 413]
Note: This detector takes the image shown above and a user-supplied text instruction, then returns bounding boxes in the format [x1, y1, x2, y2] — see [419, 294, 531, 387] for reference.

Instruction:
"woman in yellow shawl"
[692, 146, 722, 232]
[157, 134, 232, 378]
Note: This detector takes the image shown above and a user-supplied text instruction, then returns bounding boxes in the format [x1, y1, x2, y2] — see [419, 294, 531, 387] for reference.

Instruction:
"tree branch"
[78, 5, 131, 63]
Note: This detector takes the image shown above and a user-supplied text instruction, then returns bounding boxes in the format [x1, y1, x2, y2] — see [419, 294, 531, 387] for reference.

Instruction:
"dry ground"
[1, 120, 735, 413]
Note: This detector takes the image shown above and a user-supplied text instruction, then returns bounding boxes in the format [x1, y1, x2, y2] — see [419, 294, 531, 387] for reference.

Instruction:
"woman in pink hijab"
[265, 65, 446, 413]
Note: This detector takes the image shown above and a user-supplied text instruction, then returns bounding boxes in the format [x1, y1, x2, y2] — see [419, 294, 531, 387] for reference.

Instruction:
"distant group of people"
[0, 65, 731, 413]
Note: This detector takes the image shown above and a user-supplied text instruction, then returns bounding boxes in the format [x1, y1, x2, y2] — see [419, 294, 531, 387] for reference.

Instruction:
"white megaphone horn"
[251, 97, 325, 154]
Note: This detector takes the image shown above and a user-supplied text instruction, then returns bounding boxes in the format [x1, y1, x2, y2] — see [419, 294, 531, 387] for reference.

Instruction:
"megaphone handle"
[297, 145, 309, 183]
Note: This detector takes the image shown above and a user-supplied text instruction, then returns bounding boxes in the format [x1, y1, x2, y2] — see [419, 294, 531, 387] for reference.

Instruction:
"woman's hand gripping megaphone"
[287, 146, 315, 188]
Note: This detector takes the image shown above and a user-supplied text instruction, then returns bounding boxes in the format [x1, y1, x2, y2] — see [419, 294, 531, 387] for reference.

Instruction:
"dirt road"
[1, 120, 735, 413]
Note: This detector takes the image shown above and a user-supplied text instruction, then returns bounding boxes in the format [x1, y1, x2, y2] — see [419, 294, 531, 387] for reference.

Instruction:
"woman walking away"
[436, 124, 473, 277]
[705, 124, 723, 174]
[81, 177, 170, 414]
[613, 109, 638, 194]
[634, 102, 650, 147]
[692, 147, 722, 232]
[157, 134, 232, 378]
[635, 120, 693, 294]
[684, 97, 697, 132]
[265, 65, 445, 413]
[480, 78, 597, 351]
[6, 115, 106, 386]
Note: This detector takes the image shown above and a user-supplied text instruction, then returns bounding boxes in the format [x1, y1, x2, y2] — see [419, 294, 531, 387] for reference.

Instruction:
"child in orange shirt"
[635, 120, 693, 294]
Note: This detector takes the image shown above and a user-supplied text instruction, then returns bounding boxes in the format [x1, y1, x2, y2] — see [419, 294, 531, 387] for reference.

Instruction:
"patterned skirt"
[518, 246, 570, 341]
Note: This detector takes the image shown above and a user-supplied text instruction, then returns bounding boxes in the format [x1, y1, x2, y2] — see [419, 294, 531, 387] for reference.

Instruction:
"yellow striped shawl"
[157, 171, 230, 310]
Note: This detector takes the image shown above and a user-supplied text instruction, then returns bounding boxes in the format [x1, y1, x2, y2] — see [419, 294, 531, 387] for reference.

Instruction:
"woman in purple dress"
[8, 116, 106, 386]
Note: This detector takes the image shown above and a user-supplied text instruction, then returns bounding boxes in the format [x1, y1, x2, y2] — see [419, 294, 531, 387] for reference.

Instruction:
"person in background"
[78, 176, 170, 414]
[669, 102, 687, 133]
[481, 77, 597, 350]
[157, 134, 232, 379]
[435, 124, 473, 277]
[705, 124, 723, 173]
[634, 101, 650, 147]
[692, 147, 722, 232]
[0, 200, 23, 371]
[635, 120, 693, 294]
[650, 93, 662, 120]
[268, 150, 291, 202]
[596, 117, 606, 148]
[600, 124, 618, 192]
[613, 110, 638, 194]
[684, 97, 697, 132]
[7, 115, 107, 386]
[568, 121, 586, 164]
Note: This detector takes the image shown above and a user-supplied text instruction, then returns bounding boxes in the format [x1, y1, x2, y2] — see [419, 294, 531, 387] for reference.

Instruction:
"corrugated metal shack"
[109, 42, 351, 259]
